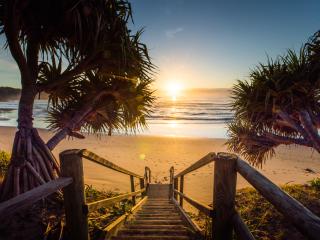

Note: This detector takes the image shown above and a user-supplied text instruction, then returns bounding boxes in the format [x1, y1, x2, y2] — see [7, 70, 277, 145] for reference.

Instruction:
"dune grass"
[236, 183, 320, 239]
[191, 182, 320, 240]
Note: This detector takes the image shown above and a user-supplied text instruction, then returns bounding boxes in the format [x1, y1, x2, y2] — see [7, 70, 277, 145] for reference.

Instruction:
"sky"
[0, 0, 320, 90]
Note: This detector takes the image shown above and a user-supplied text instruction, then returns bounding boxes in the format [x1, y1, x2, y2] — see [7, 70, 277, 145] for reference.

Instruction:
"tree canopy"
[227, 31, 320, 166]
[0, 0, 156, 199]
[0, 0, 155, 137]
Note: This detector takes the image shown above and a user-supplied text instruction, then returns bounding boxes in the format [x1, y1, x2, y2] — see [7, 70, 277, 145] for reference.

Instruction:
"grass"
[189, 182, 320, 240]
[85, 185, 135, 240]
[236, 183, 320, 240]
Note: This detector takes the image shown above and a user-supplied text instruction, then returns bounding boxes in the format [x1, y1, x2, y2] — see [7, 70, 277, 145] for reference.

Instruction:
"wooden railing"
[170, 152, 320, 240]
[0, 177, 72, 221]
[0, 149, 151, 240]
[60, 149, 151, 240]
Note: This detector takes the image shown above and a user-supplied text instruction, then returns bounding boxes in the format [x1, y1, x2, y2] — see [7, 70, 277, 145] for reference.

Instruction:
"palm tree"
[0, 0, 155, 200]
[227, 31, 320, 166]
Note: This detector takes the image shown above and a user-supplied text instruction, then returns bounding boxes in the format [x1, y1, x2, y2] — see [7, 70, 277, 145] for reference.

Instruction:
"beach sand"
[0, 126, 320, 205]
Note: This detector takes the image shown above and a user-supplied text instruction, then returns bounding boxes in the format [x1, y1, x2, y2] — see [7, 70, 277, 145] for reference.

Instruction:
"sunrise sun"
[167, 82, 182, 101]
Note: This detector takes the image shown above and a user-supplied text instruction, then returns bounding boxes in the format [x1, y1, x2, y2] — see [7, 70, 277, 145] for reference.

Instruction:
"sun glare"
[167, 82, 182, 101]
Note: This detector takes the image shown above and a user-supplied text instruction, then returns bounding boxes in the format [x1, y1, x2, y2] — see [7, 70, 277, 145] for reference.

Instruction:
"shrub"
[0, 150, 10, 177]
[309, 178, 320, 190]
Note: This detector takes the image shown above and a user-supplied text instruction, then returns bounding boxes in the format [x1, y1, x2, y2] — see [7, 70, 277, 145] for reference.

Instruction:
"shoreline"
[0, 126, 320, 204]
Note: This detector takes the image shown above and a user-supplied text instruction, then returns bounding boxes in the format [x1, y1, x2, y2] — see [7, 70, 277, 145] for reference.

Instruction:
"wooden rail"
[60, 149, 151, 240]
[87, 188, 146, 212]
[171, 152, 320, 240]
[173, 189, 213, 216]
[80, 149, 144, 179]
[0, 177, 72, 221]
[236, 158, 320, 240]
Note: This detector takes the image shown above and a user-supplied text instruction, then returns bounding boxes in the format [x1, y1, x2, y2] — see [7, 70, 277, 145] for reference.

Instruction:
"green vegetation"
[190, 181, 320, 240]
[85, 185, 134, 240]
[0, 150, 10, 178]
[309, 178, 320, 190]
[44, 186, 134, 240]
[227, 31, 320, 165]
[236, 184, 320, 239]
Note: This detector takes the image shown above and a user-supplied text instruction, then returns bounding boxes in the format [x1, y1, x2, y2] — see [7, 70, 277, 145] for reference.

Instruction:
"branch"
[4, 0, 30, 83]
[277, 110, 310, 140]
[263, 132, 312, 147]
[46, 90, 118, 150]
[299, 110, 320, 152]
[26, 36, 40, 82]
[38, 56, 95, 92]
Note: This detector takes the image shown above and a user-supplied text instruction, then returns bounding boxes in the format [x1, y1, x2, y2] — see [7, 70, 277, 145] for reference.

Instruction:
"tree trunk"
[0, 87, 59, 201]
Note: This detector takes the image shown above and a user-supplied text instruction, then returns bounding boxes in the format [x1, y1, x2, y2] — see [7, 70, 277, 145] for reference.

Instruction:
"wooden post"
[60, 150, 89, 240]
[173, 178, 178, 200]
[148, 169, 151, 183]
[170, 167, 174, 199]
[179, 175, 184, 207]
[130, 175, 136, 205]
[139, 178, 145, 197]
[212, 153, 237, 240]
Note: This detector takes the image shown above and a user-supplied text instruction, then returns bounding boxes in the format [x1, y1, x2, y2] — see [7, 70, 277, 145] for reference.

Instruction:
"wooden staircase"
[3, 150, 320, 240]
[111, 184, 197, 240]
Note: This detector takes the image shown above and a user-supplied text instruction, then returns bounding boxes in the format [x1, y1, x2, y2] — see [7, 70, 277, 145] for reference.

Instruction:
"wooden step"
[130, 219, 184, 225]
[123, 224, 188, 230]
[111, 236, 191, 240]
[135, 213, 180, 217]
[142, 205, 175, 208]
[133, 216, 182, 221]
[110, 184, 198, 240]
[117, 229, 190, 236]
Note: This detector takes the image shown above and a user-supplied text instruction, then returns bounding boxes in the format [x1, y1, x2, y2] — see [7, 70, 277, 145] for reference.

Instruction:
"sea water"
[0, 89, 233, 138]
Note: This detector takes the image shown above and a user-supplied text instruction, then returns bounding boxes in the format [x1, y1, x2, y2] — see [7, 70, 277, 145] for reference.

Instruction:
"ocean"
[0, 89, 233, 138]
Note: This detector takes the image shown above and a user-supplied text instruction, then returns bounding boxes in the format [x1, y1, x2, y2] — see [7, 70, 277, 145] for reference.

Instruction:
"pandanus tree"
[0, 0, 155, 200]
[227, 31, 320, 166]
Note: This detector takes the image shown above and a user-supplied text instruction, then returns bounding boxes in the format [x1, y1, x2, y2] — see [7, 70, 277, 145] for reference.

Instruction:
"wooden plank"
[80, 149, 144, 179]
[145, 166, 151, 183]
[139, 178, 145, 197]
[60, 150, 88, 240]
[172, 197, 202, 234]
[233, 211, 255, 240]
[87, 188, 146, 212]
[174, 190, 213, 216]
[212, 152, 237, 240]
[237, 158, 320, 240]
[104, 196, 148, 239]
[179, 175, 184, 207]
[147, 184, 170, 198]
[170, 167, 174, 199]
[173, 178, 178, 200]
[130, 175, 136, 205]
[0, 177, 72, 220]
[175, 152, 216, 178]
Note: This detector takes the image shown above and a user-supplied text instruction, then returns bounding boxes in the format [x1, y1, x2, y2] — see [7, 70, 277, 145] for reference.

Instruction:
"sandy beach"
[0, 126, 320, 205]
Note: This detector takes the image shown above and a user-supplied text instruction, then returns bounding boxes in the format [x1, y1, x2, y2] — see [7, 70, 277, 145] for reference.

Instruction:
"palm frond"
[228, 34, 320, 165]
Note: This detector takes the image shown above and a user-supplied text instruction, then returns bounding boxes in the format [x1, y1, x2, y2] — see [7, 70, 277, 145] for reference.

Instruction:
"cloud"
[165, 27, 184, 39]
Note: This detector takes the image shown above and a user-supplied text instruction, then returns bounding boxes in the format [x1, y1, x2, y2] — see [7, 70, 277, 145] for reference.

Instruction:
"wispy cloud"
[165, 27, 184, 39]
